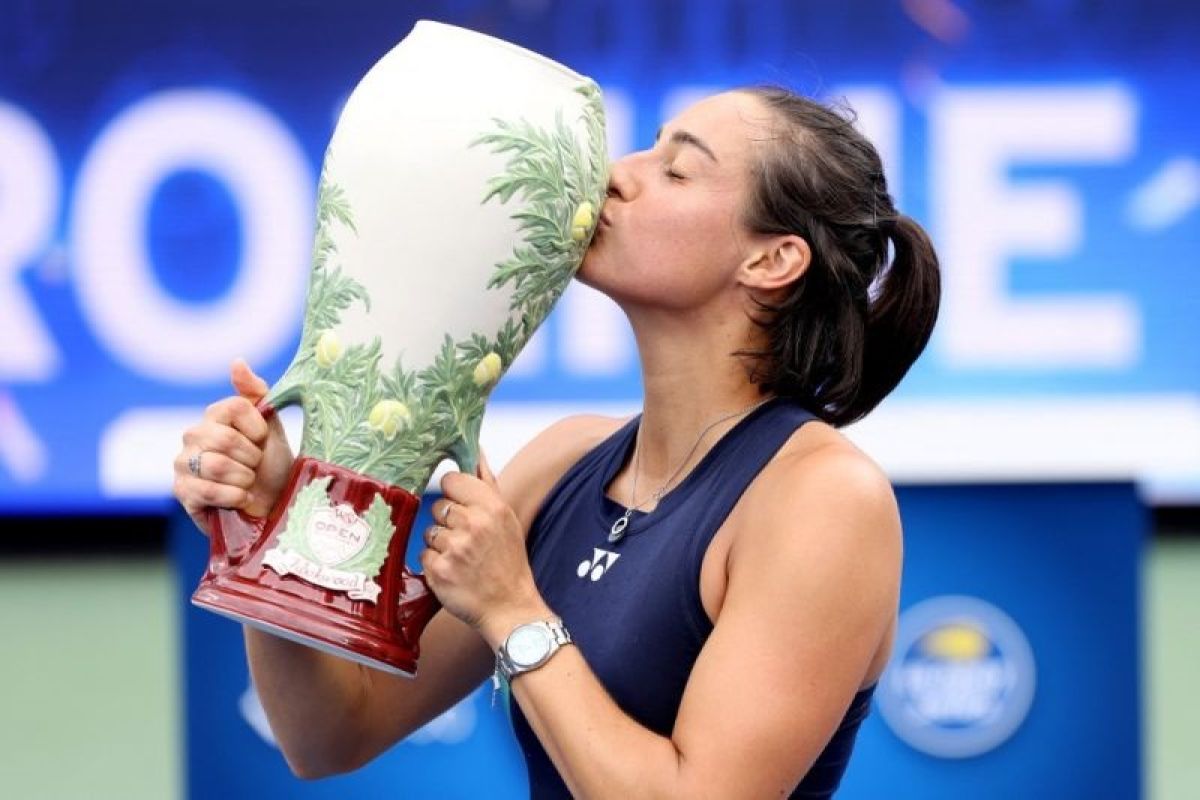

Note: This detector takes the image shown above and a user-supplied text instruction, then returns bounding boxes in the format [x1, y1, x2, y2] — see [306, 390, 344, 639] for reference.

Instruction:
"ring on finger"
[187, 451, 204, 479]
[438, 501, 455, 526]
[428, 525, 443, 546]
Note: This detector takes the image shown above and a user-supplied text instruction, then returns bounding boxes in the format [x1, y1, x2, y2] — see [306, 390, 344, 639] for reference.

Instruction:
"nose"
[605, 155, 637, 202]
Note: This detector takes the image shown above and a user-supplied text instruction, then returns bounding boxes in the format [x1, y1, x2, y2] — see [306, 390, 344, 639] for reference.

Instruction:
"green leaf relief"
[277, 476, 333, 559]
[266, 86, 606, 494]
[338, 492, 395, 579]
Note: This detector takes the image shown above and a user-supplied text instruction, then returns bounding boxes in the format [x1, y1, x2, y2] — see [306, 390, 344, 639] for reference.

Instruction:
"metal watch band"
[496, 618, 573, 681]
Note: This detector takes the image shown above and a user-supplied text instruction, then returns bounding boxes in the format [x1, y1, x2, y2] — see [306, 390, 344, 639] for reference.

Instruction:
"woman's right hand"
[173, 358, 295, 536]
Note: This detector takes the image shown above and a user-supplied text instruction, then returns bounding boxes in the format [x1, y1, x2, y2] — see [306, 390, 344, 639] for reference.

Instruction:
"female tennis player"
[174, 86, 940, 798]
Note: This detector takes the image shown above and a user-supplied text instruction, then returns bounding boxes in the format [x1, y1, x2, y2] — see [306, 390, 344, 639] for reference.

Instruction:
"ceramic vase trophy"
[191, 20, 608, 676]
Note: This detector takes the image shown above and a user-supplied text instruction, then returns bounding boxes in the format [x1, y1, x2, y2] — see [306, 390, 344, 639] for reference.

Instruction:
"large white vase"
[191, 20, 608, 676]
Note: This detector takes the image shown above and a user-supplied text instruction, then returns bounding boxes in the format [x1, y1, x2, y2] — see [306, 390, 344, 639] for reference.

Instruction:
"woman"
[174, 86, 940, 798]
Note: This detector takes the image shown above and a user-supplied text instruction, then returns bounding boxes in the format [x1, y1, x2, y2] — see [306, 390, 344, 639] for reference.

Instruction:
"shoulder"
[676, 424, 901, 794]
[498, 413, 630, 533]
[733, 420, 901, 583]
[781, 424, 896, 515]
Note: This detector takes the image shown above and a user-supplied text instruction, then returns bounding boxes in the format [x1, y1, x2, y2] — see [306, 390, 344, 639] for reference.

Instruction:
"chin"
[575, 244, 661, 307]
[575, 251, 635, 297]
[575, 248, 607, 291]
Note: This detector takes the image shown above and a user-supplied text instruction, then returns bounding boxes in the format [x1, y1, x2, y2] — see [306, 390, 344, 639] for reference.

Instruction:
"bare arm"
[473, 444, 902, 798]
[243, 608, 493, 777]
[173, 360, 622, 777]
[252, 413, 620, 777]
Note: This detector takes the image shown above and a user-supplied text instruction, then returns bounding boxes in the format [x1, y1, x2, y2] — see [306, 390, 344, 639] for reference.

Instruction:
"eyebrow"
[654, 127, 719, 163]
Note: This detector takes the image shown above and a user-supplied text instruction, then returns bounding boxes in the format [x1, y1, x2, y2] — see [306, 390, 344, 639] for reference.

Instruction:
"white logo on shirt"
[577, 548, 621, 582]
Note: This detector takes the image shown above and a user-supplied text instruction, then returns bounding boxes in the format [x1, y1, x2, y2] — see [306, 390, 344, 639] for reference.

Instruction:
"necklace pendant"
[608, 515, 629, 543]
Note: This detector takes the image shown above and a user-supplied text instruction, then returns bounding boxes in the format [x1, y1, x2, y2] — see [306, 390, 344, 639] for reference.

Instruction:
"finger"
[203, 395, 269, 445]
[419, 547, 438, 579]
[230, 360, 287, 439]
[181, 422, 263, 470]
[230, 358, 269, 402]
[439, 470, 494, 506]
[173, 474, 249, 510]
[432, 499, 459, 528]
[175, 449, 256, 489]
[423, 524, 447, 551]
[476, 448, 499, 489]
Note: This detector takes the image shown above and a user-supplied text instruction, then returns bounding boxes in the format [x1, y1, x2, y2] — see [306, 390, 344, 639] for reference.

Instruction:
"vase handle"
[202, 397, 278, 571]
[255, 397, 279, 423]
[204, 506, 268, 571]
[397, 566, 441, 642]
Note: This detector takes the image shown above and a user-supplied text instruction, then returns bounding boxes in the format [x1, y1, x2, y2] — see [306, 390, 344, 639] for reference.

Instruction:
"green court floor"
[0, 541, 1196, 799]
[0, 559, 179, 799]
[1146, 539, 1200, 800]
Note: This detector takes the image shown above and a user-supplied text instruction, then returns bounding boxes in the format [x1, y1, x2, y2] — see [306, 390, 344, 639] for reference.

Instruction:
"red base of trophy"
[191, 456, 440, 676]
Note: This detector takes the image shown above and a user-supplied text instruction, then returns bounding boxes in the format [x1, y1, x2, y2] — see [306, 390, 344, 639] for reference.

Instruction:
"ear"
[738, 235, 810, 291]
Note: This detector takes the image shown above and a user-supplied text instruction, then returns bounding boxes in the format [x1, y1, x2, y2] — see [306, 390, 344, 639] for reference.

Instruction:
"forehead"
[662, 91, 774, 165]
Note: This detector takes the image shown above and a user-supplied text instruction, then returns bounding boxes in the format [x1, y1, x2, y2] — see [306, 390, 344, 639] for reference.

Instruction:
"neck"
[626, 304, 774, 491]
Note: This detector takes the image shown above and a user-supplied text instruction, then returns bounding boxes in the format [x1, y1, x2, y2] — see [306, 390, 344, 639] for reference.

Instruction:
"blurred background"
[0, 0, 1196, 797]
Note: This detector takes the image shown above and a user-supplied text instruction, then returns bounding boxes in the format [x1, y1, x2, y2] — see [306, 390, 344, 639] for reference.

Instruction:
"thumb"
[476, 447, 499, 489]
[230, 358, 269, 402]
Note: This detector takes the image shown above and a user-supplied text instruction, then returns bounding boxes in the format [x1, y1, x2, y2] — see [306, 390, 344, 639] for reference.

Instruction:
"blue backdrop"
[1, 0, 1198, 511]
[173, 480, 1144, 798]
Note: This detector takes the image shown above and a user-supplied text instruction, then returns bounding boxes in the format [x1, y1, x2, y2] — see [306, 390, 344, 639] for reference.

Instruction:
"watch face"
[508, 625, 552, 668]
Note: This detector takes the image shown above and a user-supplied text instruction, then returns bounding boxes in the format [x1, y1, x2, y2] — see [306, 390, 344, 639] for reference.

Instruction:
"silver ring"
[429, 525, 442, 545]
[439, 502, 454, 525]
[187, 451, 203, 479]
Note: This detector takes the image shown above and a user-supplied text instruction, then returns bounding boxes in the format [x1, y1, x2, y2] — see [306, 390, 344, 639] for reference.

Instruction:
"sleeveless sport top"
[510, 397, 877, 798]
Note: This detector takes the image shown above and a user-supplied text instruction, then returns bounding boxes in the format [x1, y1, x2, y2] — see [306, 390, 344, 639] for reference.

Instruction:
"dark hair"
[735, 86, 941, 428]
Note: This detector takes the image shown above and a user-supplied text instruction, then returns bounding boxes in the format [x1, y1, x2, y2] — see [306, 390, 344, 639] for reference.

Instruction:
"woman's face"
[578, 91, 772, 311]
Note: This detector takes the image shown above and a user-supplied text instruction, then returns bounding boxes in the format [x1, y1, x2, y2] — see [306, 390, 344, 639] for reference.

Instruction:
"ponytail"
[737, 86, 943, 427]
[835, 215, 941, 426]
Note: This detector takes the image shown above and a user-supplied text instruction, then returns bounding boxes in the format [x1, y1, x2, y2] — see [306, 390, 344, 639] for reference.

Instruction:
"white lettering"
[560, 282, 634, 376]
[602, 85, 634, 159]
[0, 102, 61, 380]
[70, 89, 313, 383]
[931, 85, 1140, 368]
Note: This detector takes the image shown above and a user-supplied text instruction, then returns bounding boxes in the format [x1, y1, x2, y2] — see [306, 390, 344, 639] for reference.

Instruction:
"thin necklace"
[607, 396, 775, 544]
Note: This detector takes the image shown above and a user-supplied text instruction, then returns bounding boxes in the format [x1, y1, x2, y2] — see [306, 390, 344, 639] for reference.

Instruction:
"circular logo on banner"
[876, 595, 1036, 758]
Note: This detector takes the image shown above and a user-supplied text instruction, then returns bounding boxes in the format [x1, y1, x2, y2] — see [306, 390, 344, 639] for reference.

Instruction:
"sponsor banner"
[177, 482, 1142, 798]
[2, 1, 1199, 511]
[841, 483, 1142, 798]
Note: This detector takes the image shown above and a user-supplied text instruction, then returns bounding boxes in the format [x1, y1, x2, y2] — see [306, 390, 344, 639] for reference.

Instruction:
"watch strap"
[495, 618, 572, 682]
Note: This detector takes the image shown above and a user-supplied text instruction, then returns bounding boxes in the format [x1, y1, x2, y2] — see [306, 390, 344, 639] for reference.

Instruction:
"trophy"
[191, 20, 608, 676]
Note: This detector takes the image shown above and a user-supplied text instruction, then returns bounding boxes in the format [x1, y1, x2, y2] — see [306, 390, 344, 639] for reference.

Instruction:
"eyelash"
[664, 167, 686, 181]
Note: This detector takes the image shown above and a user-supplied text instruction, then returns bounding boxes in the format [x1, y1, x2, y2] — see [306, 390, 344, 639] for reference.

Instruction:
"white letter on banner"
[931, 85, 1140, 368]
[70, 89, 312, 384]
[560, 281, 634, 376]
[0, 102, 61, 380]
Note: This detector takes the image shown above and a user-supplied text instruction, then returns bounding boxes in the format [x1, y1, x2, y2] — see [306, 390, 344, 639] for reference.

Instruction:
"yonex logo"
[577, 548, 621, 581]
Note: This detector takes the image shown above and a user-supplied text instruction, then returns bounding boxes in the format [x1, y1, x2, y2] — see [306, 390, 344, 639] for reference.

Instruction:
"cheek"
[579, 187, 746, 300]
[636, 192, 741, 271]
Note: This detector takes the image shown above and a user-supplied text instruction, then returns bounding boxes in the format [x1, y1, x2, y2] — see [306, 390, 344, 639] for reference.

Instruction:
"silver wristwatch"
[495, 619, 573, 681]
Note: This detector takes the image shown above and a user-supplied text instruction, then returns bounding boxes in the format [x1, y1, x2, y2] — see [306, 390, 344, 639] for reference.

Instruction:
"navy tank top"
[510, 397, 877, 798]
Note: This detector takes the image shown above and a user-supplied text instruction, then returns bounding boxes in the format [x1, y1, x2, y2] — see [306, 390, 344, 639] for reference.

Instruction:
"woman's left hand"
[420, 450, 549, 642]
